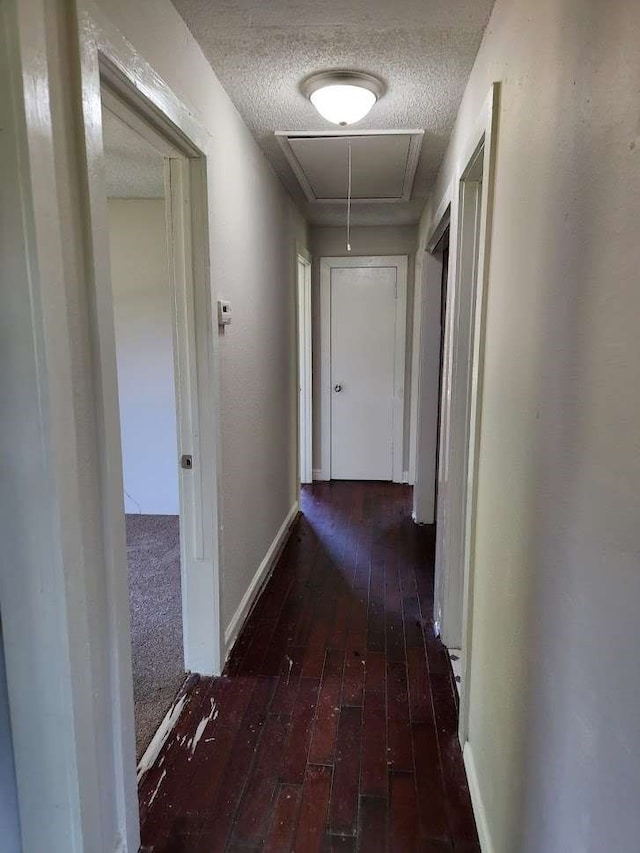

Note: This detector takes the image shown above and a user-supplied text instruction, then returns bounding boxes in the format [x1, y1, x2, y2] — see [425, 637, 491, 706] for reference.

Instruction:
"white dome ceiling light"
[302, 71, 385, 126]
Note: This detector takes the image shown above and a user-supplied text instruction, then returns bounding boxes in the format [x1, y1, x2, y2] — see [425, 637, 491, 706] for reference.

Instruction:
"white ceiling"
[102, 107, 165, 199]
[170, 0, 495, 225]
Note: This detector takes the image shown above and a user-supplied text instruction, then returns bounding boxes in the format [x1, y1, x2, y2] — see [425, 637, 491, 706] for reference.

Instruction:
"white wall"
[309, 225, 417, 476]
[420, 0, 640, 850]
[108, 199, 179, 515]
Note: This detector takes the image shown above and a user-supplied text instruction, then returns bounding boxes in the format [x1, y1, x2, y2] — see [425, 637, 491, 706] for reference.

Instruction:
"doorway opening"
[430, 85, 499, 742]
[413, 222, 452, 530]
[450, 141, 487, 729]
[419, 156, 486, 714]
[433, 232, 450, 523]
[319, 255, 408, 482]
[297, 252, 312, 486]
[102, 100, 186, 760]
[87, 59, 221, 833]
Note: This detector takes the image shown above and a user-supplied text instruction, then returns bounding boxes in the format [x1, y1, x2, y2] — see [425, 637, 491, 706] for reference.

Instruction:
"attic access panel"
[276, 130, 424, 204]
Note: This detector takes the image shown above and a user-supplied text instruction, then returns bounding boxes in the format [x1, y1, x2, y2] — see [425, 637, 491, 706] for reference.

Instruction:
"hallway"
[138, 483, 478, 852]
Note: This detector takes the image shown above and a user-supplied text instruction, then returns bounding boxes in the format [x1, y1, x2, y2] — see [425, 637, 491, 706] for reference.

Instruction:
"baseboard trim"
[313, 468, 328, 481]
[402, 469, 410, 484]
[463, 741, 495, 853]
[224, 501, 299, 653]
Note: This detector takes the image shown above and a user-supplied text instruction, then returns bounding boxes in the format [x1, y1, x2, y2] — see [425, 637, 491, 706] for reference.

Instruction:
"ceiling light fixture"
[302, 71, 384, 126]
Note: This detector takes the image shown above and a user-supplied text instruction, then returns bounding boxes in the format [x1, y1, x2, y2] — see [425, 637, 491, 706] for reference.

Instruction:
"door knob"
[334, 384, 343, 392]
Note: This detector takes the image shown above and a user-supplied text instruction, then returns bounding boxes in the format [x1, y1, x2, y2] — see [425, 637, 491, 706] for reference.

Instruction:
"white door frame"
[408, 190, 452, 490]
[297, 250, 313, 485]
[427, 85, 499, 742]
[102, 83, 220, 681]
[411, 192, 452, 526]
[431, 185, 459, 637]
[88, 17, 223, 834]
[319, 255, 408, 483]
[457, 86, 499, 743]
[93, 31, 223, 679]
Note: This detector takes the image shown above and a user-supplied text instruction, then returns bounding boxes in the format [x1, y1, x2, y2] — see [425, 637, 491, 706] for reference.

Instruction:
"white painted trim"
[407, 255, 423, 485]
[401, 135, 425, 201]
[275, 131, 424, 204]
[319, 256, 408, 483]
[392, 260, 409, 484]
[320, 258, 332, 482]
[297, 254, 313, 485]
[458, 83, 500, 743]
[463, 742, 495, 853]
[433, 198, 460, 636]
[413, 251, 445, 526]
[402, 470, 410, 484]
[224, 502, 300, 653]
[276, 128, 426, 138]
[312, 468, 326, 481]
[95, 22, 210, 155]
[408, 177, 455, 491]
[162, 156, 221, 675]
[440, 179, 481, 650]
[297, 243, 312, 264]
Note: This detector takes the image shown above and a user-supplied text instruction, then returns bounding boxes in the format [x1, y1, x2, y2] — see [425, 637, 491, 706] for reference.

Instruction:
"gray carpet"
[126, 514, 185, 760]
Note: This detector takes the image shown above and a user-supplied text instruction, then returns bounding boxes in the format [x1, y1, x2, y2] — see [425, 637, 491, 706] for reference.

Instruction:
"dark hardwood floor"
[139, 482, 478, 852]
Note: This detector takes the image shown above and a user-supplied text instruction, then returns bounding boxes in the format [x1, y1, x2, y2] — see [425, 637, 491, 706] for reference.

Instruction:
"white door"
[330, 265, 397, 480]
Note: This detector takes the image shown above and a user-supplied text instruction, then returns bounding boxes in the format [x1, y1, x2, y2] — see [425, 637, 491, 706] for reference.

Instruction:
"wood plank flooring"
[139, 482, 478, 852]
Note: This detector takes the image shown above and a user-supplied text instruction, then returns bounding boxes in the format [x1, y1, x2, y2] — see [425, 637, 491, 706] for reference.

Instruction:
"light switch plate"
[217, 299, 232, 326]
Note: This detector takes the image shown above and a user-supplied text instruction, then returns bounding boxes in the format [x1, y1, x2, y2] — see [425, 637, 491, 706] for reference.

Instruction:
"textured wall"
[97, 0, 308, 641]
[309, 225, 418, 476]
[420, 0, 640, 849]
[109, 199, 179, 515]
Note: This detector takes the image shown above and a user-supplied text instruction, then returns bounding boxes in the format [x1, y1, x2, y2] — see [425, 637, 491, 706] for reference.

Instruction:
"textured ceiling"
[102, 107, 165, 199]
[171, 0, 495, 225]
